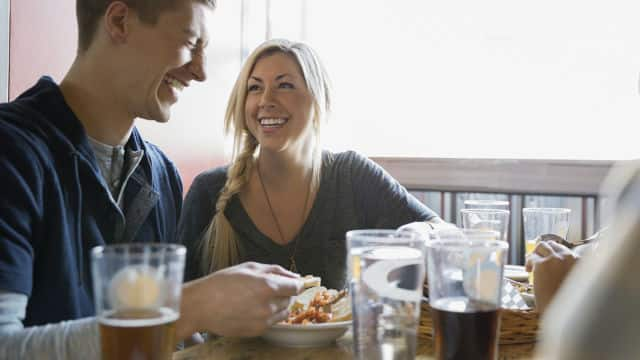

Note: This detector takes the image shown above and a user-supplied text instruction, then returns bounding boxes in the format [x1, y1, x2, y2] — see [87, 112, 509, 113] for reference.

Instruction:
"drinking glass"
[91, 243, 186, 360]
[522, 208, 571, 283]
[347, 230, 426, 360]
[460, 209, 510, 241]
[426, 229, 508, 360]
[463, 199, 509, 210]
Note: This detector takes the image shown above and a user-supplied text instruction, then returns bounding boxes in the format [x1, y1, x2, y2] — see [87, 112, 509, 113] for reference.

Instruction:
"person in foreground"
[530, 160, 640, 359]
[179, 39, 447, 289]
[0, 1, 302, 359]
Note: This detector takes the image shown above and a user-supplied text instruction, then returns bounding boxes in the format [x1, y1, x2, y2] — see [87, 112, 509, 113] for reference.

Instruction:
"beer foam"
[99, 308, 178, 328]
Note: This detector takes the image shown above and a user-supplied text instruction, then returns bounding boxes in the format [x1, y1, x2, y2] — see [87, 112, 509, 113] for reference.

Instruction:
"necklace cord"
[256, 160, 312, 272]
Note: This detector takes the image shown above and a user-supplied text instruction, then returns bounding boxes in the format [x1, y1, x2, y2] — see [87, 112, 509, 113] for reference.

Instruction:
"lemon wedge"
[109, 266, 161, 309]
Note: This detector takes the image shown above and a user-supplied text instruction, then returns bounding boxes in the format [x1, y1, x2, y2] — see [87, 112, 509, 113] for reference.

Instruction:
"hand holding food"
[525, 241, 578, 314]
[178, 262, 303, 338]
[283, 275, 352, 325]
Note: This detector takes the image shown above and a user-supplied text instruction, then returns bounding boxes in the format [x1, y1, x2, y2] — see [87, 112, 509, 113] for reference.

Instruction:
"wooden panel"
[372, 157, 615, 196]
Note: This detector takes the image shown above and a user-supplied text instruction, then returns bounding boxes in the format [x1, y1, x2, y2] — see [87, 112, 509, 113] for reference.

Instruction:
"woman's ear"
[103, 1, 131, 44]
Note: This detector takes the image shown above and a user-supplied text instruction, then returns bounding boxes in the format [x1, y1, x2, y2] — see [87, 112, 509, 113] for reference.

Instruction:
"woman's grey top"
[179, 150, 438, 289]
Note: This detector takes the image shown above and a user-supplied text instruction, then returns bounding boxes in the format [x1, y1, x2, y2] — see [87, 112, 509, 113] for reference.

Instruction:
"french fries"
[284, 276, 351, 324]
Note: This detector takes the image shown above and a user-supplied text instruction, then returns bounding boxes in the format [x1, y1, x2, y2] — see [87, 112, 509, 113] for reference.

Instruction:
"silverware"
[505, 277, 533, 292]
[538, 231, 598, 249]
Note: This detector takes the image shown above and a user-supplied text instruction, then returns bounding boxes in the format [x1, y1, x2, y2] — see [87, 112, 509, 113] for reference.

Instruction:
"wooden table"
[174, 334, 535, 360]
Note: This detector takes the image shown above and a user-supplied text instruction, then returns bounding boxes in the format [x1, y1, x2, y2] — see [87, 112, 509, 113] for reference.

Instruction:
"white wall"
[269, 0, 640, 161]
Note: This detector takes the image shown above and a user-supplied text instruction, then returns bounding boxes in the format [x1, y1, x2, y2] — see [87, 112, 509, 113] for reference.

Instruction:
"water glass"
[460, 209, 510, 241]
[426, 229, 508, 360]
[91, 243, 186, 360]
[347, 230, 426, 360]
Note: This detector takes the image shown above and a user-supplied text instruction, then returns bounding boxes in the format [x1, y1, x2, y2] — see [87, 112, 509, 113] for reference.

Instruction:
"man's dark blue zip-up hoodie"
[0, 77, 183, 326]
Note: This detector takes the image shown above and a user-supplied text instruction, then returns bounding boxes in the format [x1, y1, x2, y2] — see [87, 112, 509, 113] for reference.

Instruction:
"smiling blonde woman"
[178, 39, 445, 290]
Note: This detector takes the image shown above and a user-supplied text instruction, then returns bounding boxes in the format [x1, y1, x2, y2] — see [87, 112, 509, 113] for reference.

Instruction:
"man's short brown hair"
[76, 0, 215, 52]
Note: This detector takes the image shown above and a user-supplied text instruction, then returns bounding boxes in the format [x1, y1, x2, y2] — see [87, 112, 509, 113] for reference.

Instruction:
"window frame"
[0, 0, 9, 102]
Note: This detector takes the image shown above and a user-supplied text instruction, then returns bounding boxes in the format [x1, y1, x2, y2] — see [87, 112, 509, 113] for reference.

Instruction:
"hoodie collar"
[18, 76, 151, 173]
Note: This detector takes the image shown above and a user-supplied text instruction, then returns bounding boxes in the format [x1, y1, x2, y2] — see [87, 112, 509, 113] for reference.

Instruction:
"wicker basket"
[420, 286, 539, 345]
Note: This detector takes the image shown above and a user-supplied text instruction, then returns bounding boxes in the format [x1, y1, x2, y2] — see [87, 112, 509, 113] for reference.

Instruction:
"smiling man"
[0, 1, 303, 358]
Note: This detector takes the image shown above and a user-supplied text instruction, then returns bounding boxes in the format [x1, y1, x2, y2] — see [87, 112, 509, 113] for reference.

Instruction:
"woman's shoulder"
[324, 150, 371, 169]
[189, 165, 230, 196]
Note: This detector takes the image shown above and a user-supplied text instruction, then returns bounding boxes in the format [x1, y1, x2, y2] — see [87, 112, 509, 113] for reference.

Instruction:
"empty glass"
[348, 230, 426, 360]
[460, 209, 510, 242]
[463, 199, 509, 210]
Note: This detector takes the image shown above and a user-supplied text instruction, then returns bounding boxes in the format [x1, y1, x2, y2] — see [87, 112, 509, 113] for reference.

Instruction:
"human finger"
[268, 297, 292, 314]
[260, 263, 301, 279]
[525, 252, 544, 272]
[266, 275, 304, 296]
[534, 241, 554, 257]
[545, 240, 574, 255]
[267, 307, 290, 327]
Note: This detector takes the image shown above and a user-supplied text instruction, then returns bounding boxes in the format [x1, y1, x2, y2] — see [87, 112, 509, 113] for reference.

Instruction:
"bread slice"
[302, 275, 321, 289]
[329, 296, 352, 322]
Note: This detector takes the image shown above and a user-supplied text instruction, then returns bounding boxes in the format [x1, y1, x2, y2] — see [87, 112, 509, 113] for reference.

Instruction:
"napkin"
[501, 279, 531, 310]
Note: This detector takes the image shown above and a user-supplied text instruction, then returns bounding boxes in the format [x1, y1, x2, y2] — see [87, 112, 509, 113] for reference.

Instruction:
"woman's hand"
[526, 241, 579, 314]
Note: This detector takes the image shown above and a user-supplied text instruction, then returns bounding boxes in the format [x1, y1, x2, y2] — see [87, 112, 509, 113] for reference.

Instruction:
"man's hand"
[525, 241, 579, 314]
[177, 262, 303, 339]
[397, 218, 456, 235]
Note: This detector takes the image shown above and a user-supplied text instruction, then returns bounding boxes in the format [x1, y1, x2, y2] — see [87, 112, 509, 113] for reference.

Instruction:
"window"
[138, 0, 640, 191]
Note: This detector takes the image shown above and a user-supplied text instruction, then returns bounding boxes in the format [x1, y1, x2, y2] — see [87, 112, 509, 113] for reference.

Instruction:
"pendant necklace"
[256, 160, 312, 273]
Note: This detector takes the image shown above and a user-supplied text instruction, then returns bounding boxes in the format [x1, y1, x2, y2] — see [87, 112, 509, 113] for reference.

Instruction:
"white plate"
[262, 321, 351, 348]
[504, 265, 529, 282]
[521, 292, 536, 308]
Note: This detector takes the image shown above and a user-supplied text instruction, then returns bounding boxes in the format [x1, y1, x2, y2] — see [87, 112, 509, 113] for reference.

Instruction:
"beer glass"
[460, 209, 510, 241]
[91, 243, 186, 360]
[426, 229, 508, 360]
[348, 230, 426, 360]
[522, 208, 571, 283]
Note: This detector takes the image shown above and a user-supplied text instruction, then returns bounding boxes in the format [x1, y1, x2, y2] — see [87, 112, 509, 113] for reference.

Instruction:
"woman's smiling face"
[244, 52, 315, 154]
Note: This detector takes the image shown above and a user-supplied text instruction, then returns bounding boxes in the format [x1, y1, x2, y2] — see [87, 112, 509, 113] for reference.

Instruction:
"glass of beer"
[460, 209, 510, 241]
[426, 229, 508, 360]
[348, 230, 426, 360]
[522, 208, 571, 283]
[91, 243, 186, 360]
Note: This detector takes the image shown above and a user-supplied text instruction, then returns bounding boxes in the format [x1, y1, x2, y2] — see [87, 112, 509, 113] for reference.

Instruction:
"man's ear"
[103, 1, 131, 44]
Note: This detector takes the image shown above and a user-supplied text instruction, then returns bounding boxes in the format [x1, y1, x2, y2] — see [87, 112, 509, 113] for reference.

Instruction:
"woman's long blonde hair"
[199, 39, 332, 274]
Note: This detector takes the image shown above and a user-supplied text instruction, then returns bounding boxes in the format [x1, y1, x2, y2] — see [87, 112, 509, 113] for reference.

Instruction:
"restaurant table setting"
[89, 200, 592, 359]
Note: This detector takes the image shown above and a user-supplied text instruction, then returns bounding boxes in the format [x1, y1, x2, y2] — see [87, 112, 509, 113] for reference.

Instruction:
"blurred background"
[2, 0, 638, 261]
[4, 0, 640, 189]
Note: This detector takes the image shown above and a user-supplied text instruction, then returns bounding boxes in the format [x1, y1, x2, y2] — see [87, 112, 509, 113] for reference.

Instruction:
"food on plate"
[508, 278, 533, 295]
[302, 275, 321, 289]
[284, 276, 351, 325]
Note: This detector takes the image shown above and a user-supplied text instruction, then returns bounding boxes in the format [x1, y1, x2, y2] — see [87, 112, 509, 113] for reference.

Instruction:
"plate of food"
[504, 264, 529, 282]
[262, 276, 352, 348]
